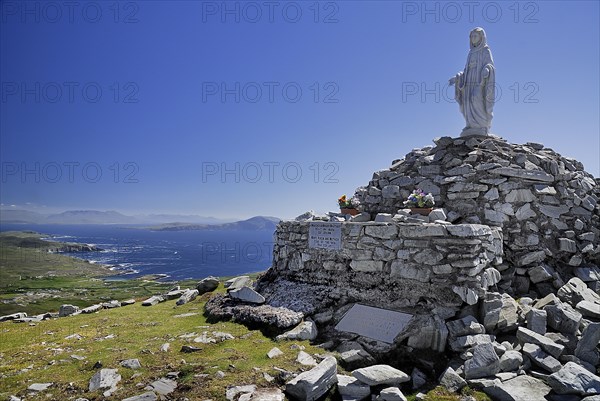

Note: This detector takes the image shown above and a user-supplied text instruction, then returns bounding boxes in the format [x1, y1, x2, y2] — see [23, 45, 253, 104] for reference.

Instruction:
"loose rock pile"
[211, 272, 600, 400]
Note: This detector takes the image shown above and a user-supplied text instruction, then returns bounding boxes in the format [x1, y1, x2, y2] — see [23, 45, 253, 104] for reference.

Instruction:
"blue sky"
[1, 0, 599, 219]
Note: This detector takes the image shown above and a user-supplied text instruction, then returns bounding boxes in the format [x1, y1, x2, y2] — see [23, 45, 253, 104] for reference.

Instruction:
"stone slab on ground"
[335, 304, 413, 344]
[121, 392, 158, 401]
[483, 375, 552, 401]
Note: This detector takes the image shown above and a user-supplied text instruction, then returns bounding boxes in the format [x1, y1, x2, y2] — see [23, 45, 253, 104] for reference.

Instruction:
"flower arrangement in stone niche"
[338, 194, 360, 209]
[404, 189, 435, 208]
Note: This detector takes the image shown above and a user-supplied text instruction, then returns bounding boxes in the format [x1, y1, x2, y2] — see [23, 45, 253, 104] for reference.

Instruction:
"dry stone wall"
[267, 221, 502, 309]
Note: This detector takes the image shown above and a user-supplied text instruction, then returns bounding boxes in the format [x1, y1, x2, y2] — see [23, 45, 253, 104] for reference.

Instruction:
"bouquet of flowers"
[403, 189, 435, 208]
[338, 194, 359, 209]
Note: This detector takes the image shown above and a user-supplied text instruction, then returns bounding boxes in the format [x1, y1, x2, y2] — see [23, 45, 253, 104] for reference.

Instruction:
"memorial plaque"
[309, 222, 341, 250]
[335, 304, 413, 344]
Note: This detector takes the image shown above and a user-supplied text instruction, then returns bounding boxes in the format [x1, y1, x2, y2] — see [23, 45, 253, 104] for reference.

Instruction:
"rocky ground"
[204, 273, 600, 401]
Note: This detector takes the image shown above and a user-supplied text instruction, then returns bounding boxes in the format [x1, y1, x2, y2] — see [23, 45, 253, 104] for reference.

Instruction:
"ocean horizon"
[0, 223, 275, 281]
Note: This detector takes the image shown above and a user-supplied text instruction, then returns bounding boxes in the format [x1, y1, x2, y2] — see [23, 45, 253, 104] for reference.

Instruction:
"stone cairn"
[205, 135, 600, 400]
[355, 135, 600, 292]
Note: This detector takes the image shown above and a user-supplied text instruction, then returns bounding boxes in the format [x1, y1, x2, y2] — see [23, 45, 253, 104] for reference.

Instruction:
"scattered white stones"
[144, 378, 177, 396]
[438, 366, 466, 392]
[27, 383, 53, 392]
[464, 343, 500, 379]
[59, 304, 80, 317]
[229, 286, 265, 304]
[176, 288, 199, 305]
[377, 387, 407, 401]
[336, 374, 371, 400]
[483, 374, 551, 401]
[285, 356, 338, 401]
[267, 347, 283, 359]
[121, 392, 158, 401]
[225, 275, 251, 290]
[352, 365, 410, 386]
[296, 351, 317, 366]
[142, 295, 165, 306]
[196, 276, 220, 294]
[516, 327, 564, 358]
[548, 362, 600, 395]
[276, 320, 317, 341]
[89, 368, 121, 396]
[120, 359, 142, 369]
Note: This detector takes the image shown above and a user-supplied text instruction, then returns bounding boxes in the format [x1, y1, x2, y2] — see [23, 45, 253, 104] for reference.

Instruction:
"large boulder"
[204, 293, 303, 330]
[547, 362, 600, 395]
[0, 312, 27, 322]
[377, 387, 407, 401]
[196, 276, 219, 294]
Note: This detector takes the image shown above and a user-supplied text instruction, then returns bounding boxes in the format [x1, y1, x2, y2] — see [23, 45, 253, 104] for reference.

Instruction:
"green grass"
[0, 288, 327, 400]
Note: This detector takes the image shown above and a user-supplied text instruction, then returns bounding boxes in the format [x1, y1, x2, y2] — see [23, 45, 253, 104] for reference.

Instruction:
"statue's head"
[469, 27, 487, 48]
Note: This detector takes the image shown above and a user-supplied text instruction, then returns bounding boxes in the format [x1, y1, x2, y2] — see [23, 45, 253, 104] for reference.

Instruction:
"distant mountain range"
[148, 216, 281, 231]
[0, 209, 236, 225]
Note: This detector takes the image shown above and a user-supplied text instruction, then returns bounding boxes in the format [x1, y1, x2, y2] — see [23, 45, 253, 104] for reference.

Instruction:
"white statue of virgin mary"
[449, 27, 495, 137]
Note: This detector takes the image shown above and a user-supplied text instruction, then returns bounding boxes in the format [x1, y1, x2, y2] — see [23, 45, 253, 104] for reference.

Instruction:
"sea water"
[0, 224, 274, 280]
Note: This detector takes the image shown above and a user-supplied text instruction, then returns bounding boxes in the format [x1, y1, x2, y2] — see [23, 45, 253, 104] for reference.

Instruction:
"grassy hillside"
[0, 288, 326, 400]
[0, 231, 186, 315]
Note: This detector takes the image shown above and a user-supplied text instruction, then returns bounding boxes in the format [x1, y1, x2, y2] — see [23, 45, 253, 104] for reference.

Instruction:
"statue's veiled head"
[469, 27, 487, 49]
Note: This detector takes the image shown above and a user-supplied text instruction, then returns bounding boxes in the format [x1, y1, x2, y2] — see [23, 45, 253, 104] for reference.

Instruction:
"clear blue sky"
[1, 0, 599, 219]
